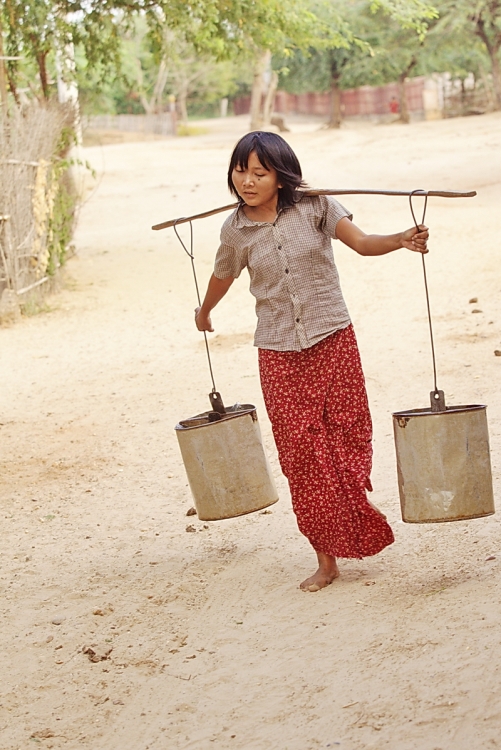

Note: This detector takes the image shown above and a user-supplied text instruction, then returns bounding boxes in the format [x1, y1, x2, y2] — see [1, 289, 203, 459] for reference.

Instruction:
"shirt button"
[278, 245, 282, 250]
[295, 318, 300, 323]
[285, 268, 289, 274]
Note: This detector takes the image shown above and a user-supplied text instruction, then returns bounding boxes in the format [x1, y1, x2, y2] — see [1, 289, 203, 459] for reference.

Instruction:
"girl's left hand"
[401, 224, 429, 254]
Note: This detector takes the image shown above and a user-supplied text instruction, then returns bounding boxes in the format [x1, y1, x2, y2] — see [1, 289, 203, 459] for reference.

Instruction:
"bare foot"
[300, 551, 339, 592]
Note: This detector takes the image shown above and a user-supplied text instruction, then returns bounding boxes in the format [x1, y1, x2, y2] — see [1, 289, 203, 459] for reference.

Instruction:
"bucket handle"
[172, 220, 227, 414]
[409, 191, 446, 413]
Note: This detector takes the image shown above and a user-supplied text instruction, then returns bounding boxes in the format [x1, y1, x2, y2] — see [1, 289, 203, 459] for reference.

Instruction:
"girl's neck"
[243, 202, 278, 223]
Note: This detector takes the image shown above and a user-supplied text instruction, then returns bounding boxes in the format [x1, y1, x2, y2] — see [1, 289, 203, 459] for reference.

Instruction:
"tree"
[432, 0, 501, 109]
[277, 46, 355, 128]
[370, 0, 501, 115]
[370, 0, 439, 37]
[303, 1, 361, 129]
[0, 1, 229, 103]
[278, 0, 438, 127]
[0, 3, 130, 107]
[0, 0, 320, 129]
[211, 0, 322, 129]
[120, 19, 243, 121]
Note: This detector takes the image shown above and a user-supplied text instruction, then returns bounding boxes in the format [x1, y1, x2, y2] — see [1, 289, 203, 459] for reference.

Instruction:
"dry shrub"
[0, 102, 78, 300]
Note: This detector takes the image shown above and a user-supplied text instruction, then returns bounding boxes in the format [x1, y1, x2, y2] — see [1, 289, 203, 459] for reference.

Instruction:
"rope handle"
[408, 191, 446, 412]
[172, 219, 223, 407]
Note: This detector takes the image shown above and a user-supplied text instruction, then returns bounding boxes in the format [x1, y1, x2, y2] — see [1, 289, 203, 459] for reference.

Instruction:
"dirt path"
[1, 113, 501, 750]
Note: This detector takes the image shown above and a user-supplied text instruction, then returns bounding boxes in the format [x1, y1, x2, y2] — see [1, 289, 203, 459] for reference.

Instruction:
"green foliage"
[176, 123, 209, 135]
[2, 0, 498, 119]
[0, 0, 320, 103]
[75, 14, 254, 118]
[46, 170, 76, 275]
[432, 0, 501, 105]
[45, 124, 79, 275]
[278, 0, 432, 94]
[20, 298, 54, 316]
[1, 0, 125, 99]
[370, 0, 438, 38]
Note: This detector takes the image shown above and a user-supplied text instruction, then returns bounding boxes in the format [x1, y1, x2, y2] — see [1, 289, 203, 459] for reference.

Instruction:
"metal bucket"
[175, 403, 278, 521]
[393, 404, 495, 523]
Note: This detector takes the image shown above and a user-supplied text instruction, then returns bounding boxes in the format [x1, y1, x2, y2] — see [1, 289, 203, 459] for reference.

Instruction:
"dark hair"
[227, 131, 306, 208]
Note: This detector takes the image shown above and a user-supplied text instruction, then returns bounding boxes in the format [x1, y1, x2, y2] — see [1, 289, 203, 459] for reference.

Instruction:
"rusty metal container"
[175, 403, 278, 521]
[393, 404, 495, 523]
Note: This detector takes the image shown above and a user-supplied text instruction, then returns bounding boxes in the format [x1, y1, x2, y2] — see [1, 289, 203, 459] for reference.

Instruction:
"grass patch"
[176, 124, 209, 137]
[20, 299, 54, 317]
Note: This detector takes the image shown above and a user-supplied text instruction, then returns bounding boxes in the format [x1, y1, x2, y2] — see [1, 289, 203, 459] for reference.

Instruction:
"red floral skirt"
[258, 325, 394, 559]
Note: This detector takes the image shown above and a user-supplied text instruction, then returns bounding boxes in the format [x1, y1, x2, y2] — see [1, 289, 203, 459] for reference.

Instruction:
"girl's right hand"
[195, 306, 214, 332]
[401, 224, 429, 253]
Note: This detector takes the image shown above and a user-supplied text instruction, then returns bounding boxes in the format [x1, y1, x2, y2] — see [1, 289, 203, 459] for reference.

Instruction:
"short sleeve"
[214, 243, 247, 279]
[213, 217, 248, 279]
[319, 195, 353, 239]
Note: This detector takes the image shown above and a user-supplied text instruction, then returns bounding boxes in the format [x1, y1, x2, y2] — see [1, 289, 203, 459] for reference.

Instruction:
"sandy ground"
[1, 112, 501, 750]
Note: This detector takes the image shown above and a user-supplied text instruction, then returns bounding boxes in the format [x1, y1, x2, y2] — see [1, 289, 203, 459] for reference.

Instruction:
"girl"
[195, 131, 428, 592]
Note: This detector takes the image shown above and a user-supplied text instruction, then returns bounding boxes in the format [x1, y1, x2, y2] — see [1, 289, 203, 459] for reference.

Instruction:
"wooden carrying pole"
[151, 188, 477, 231]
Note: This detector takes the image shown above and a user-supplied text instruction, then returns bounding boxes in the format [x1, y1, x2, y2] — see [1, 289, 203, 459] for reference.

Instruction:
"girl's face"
[232, 151, 282, 212]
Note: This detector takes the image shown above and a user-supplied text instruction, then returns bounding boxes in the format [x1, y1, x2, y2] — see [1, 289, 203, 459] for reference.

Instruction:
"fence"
[83, 113, 175, 137]
[233, 74, 494, 122]
[234, 77, 430, 120]
[0, 103, 75, 323]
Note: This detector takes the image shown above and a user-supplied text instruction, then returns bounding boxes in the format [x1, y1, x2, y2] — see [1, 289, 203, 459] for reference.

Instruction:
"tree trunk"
[327, 74, 342, 128]
[2, 0, 20, 105]
[397, 74, 410, 123]
[262, 70, 278, 127]
[0, 15, 8, 109]
[479, 65, 497, 109]
[36, 50, 50, 100]
[491, 56, 501, 108]
[151, 59, 169, 114]
[136, 58, 166, 115]
[249, 50, 270, 130]
[177, 83, 188, 125]
[475, 17, 501, 109]
[397, 57, 417, 124]
[136, 60, 153, 114]
[4, 65, 20, 105]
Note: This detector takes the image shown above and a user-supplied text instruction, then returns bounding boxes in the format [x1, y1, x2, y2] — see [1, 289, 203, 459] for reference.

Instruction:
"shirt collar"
[233, 202, 294, 229]
[233, 204, 259, 228]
